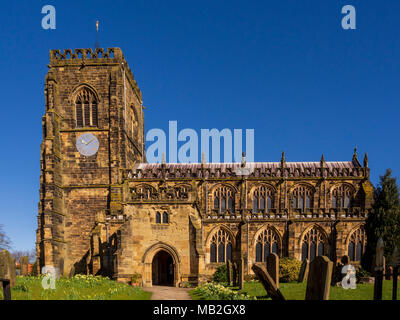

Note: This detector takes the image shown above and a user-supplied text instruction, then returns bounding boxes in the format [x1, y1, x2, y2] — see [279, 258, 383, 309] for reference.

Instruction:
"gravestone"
[305, 256, 333, 300]
[20, 256, 29, 276]
[266, 253, 279, 289]
[298, 259, 309, 283]
[251, 264, 285, 300]
[227, 260, 232, 286]
[0, 250, 16, 287]
[385, 266, 393, 280]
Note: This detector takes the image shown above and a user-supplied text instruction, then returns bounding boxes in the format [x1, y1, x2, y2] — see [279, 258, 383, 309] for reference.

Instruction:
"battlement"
[49, 47, 142, 101]
[49, 48, 122, 64]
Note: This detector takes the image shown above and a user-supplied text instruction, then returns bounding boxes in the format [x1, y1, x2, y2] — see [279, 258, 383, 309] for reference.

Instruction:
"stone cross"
[266, 253, 279, 289]
[227, 260, 233, 286]
[20, 256, 29, 276]
[305, 256, 333, 300]
[251, 264, 285, 300]
[298, 259, 309, 283]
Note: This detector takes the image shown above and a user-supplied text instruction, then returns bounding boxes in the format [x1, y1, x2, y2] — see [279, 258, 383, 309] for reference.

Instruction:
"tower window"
[75, 88, 98, 128]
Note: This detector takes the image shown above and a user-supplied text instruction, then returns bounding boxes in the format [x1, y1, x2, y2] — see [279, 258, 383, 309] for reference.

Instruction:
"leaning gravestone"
[305, 256, 333, 300]
[266, 253, 279, 289]
[20, 256, 29, 276]
[0, 250, 16, 287]
[298, 259, 309, 283]
[252, 264, 285, 300]
[227, 260, 233, 286]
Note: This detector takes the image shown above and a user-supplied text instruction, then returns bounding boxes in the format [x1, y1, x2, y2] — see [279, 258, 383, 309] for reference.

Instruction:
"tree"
[11, 249, 36, 264]
[364, 169, 400, 269]
[0, 224, 12, 250]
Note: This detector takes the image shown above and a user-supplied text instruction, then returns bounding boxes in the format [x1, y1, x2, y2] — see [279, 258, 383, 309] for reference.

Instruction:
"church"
[37, 48, 373, 287]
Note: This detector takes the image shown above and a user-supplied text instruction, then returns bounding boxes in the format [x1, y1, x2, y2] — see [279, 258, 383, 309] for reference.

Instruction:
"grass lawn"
[190, 280, 397, 300]
[0, 275, 152, 300]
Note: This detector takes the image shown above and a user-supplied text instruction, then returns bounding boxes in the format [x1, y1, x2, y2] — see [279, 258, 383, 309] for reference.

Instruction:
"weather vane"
[95, 20, 99, 49]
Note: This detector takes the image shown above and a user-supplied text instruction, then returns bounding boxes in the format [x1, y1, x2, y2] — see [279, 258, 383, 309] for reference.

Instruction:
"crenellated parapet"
[49, 47, 142, 102]
[50, 48, 119, 62]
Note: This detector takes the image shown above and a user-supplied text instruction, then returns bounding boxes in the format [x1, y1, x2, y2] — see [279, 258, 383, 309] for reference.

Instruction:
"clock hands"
[81, 137, 95, 145]
[86, 137, 95, 145]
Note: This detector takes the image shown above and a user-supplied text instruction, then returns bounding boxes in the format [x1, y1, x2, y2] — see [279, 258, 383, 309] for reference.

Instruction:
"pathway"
[145, 285, 192, 300]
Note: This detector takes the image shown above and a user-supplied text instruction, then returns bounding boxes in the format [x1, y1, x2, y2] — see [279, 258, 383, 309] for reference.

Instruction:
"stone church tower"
[37, 48, 144, 275]
[38, 47, 374, 286]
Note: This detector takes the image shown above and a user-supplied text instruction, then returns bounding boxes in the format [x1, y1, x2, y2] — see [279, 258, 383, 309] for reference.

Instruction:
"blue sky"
[1, 0, 400, 251]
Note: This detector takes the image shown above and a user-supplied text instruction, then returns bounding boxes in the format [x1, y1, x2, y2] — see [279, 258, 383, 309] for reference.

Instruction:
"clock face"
[76, 133, 99, 157]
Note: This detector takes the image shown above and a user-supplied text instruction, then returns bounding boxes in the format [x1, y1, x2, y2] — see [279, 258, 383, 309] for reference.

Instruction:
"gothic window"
[301, 227, 327, 261]
[210, 229, 233, 263]
[162, 212, 169, 224]
[75, 88, 98, 128]
[252, 186, 274, 213]
[292, 186, 313, 211]
[347, 226, 366, 262]
[255, 228, 279, 262]
[156, 212, 161, 224]
[213, 186, 235, 213]
[331, 185, 354, 209]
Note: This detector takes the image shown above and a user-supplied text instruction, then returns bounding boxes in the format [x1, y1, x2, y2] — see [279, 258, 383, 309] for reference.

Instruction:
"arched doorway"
[152, 250, 174, 286]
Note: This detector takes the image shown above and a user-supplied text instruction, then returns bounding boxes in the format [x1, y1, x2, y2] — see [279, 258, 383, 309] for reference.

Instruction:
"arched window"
[162, 212, 169, 224]
[255, 228, 279, 262]
[75, 88, 98, 127]
[252, 186, 274, 213]
[213, 186, 235, 213]
[331, 185, 354, 209]
[347, 226, 366, 262]
[210, 229, 233, 263]
[156, 212, 161, 224]
[301, 227, 327, 262]
[292, 186, 313, 211]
